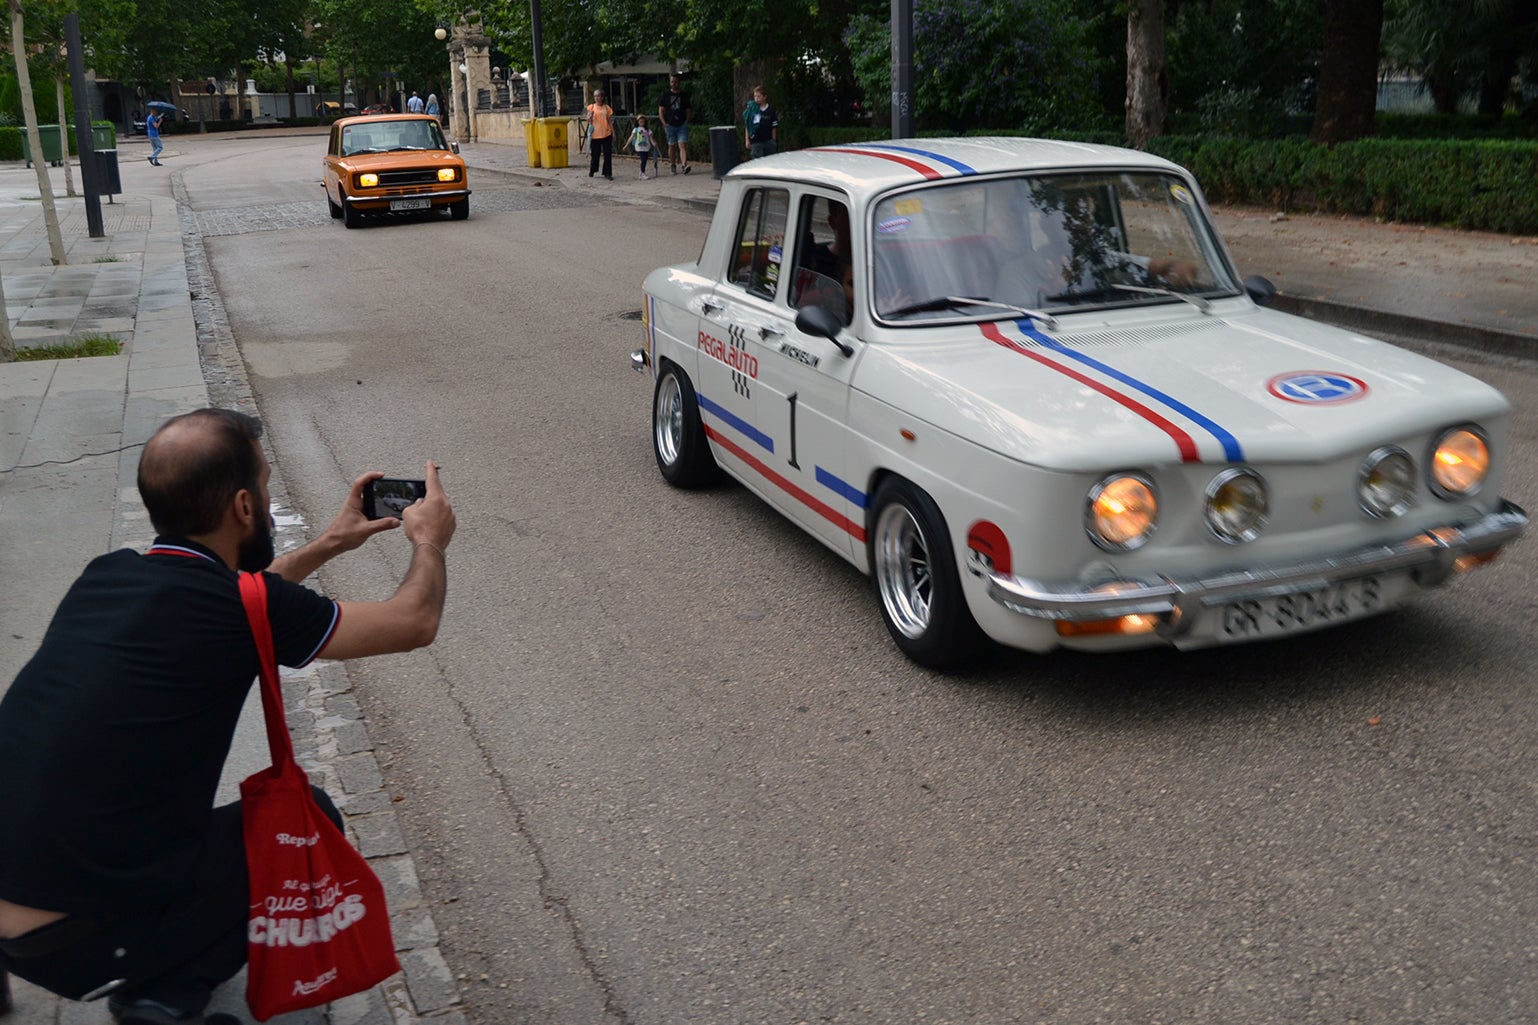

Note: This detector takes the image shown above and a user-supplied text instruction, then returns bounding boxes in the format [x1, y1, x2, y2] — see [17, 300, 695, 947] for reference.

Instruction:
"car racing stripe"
[1013, 319, 1245, 462]
[703, 423, 867, 542]
[816, 467, 868, 509]
[697, 392, 774, 453]
[978, 322, 1202, 463]
[853, 143, 978, 177]
[814, 147, 948, 180]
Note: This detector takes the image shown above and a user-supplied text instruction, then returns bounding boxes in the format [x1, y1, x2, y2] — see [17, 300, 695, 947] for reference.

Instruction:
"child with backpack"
[625, 115, 659, 179]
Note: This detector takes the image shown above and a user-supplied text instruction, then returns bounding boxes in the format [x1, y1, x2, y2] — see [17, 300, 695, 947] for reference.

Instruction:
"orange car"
[323, 114, 470, 228]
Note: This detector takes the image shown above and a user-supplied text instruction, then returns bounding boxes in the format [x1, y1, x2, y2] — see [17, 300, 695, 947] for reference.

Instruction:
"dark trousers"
[589, 134, 613, 177]
[0, 789, 341, 1014]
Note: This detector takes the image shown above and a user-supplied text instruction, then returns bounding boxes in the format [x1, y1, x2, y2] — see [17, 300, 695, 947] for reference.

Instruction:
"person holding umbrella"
[145, 102, 173, 166]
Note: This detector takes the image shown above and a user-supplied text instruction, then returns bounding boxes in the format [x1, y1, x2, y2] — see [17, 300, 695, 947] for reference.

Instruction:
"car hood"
[853, 302, 1510, 470]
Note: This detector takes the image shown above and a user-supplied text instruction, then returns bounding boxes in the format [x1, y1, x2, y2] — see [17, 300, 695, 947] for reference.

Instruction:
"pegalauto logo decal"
[1268, 372, 1368, 404]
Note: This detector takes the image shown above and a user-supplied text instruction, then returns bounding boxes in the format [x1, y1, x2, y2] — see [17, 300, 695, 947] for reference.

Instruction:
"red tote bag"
[238, 571, 400, 1021]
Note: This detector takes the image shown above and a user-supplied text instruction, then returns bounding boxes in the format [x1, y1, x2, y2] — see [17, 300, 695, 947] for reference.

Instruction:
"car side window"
[728, 187, 789, 301]
[791, 195, 854, 326]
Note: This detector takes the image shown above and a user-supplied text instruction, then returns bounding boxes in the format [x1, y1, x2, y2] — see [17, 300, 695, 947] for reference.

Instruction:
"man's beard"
[237, 514, 276, 572]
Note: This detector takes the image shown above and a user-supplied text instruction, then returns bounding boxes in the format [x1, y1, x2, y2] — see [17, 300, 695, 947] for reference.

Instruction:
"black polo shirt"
[0, 539, 339, 916]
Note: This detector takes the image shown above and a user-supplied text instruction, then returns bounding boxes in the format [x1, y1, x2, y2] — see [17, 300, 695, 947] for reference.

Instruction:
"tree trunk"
[1310, 0, 1383, 144]
[11, 1, 67, 265]
[57, 72, 75, 198]
[1125, 0, 1166, 150]
[0, 254, 13, 358]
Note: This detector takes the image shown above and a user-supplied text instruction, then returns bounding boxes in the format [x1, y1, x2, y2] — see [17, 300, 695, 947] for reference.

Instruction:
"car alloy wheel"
[651, 364, 715, 488]
[869, 477, 983, 668]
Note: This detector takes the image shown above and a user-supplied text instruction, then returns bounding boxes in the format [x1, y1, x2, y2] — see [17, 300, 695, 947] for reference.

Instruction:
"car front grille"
[371, 169, 444, 187]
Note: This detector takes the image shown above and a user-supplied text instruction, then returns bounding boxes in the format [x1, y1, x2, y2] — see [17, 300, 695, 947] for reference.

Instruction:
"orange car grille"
[362, 169, 453, 188]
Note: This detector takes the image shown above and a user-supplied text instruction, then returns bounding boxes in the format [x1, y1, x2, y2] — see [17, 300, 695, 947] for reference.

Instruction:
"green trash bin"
[20, 125, 64, 167]
[537, 117, 569, 169]
[522, 118, 541, 168]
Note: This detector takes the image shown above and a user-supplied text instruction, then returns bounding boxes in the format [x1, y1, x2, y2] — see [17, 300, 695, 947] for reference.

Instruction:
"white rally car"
[633, 139, 1527, 667]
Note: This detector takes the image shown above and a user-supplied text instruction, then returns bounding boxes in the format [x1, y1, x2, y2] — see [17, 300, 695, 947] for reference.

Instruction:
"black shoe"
[110, 998, 206, 1024]
[604, 174, 613, 180]
[682, 165, 691, 174]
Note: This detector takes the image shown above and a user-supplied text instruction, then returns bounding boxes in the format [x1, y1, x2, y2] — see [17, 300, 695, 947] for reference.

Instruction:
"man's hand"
[267, 471, 398, 583]
[325, 472, 402, 552]
[401, 461, 456, 553]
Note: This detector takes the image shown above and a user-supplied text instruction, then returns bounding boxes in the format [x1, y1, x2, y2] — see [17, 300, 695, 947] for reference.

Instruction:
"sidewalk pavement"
[1, 130, 1535, 1024]
[0, 154, 464, 1024]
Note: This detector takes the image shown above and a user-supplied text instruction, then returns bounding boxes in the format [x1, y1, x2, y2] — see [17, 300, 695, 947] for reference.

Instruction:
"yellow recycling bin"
[536, 117, 568, 169]
[522, 118, 541, 168]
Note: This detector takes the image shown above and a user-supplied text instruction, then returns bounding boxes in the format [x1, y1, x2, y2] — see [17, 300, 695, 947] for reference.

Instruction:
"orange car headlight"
[1086, 473, 1158, 552]
[1429, 426, 1490, 498]
[438, 167, 458, 182]
[358, 172, 379, 188]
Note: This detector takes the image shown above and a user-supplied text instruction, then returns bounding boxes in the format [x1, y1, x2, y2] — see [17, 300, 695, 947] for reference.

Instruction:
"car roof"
[724, 137, 1184, 195]
[334, 113, 439, 129]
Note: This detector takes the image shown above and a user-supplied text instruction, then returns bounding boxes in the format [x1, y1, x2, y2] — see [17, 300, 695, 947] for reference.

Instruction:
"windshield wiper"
[884, 295, 1059, 330]
[1111, 283, 1213, 314]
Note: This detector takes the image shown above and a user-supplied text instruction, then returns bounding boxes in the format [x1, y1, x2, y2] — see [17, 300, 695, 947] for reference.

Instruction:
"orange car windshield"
[342, 120, 446, 157]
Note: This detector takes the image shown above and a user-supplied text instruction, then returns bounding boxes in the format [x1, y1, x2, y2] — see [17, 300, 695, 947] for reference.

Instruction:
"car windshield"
[870, 171, 1241, 323]
[341, 120, 448, 156]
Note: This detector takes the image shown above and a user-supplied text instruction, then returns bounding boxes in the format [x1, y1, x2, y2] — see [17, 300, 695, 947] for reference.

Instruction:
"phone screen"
[362, 478, 427, 520]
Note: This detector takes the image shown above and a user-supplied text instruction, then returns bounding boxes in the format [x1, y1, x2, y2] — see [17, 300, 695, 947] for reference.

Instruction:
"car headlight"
[1204, 467, 1268, 543]
[359, 172, 379, 187]
[1086, 473, 1157, 551]
[438, 167, 458, 182]
[1358, 447, 1415, 518]
[1429, 426, 1489, 498]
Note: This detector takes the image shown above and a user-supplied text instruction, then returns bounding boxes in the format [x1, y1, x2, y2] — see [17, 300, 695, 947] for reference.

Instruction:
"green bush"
[1149, 135, 1538, 234]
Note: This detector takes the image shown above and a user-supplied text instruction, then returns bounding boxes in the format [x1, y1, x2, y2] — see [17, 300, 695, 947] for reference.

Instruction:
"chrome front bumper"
[344, 188, 471, 205]
[974, 500, 1528, 626]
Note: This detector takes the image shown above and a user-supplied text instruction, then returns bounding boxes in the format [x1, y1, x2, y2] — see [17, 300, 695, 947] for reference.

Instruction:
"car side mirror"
[795, 305, 854, 357]
[1244, 275, 1276, 306]
[450, 141, 460, 155]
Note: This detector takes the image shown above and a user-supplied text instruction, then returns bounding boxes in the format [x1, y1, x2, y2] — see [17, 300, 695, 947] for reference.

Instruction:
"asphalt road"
[181, 135, 1537, 1025]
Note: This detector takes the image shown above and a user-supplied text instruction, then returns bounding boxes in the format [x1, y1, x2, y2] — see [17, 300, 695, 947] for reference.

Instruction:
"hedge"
[1148, 135, 1538, 234]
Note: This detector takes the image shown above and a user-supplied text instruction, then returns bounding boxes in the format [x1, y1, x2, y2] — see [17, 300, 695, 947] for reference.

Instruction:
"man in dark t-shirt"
[658, 73, 693, 174]
[0, 408, 457, 1025]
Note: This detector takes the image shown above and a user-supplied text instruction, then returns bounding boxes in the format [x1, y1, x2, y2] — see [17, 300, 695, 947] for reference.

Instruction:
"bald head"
[138, 408, 264, 538]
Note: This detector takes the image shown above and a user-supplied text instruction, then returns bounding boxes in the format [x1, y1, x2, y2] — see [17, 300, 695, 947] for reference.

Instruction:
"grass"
[14, 334, 122, 361]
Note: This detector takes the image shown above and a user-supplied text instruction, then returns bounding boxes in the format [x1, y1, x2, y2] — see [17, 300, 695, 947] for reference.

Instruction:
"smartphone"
[362, 478, 427, 520]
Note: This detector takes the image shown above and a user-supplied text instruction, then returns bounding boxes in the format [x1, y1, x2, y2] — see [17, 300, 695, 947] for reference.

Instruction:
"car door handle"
[700, 299, 722, 316]
[758, 325, 783, 340]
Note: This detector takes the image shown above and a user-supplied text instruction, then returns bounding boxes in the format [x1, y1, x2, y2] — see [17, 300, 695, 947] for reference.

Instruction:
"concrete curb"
[1271, 292, 1538, 361]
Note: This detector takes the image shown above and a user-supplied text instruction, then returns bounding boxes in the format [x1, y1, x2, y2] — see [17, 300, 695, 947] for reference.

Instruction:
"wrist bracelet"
[414, 541, 446, 561]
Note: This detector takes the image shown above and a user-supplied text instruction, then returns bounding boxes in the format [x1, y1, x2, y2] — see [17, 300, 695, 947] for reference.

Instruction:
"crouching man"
[0, 408, 455, 1025]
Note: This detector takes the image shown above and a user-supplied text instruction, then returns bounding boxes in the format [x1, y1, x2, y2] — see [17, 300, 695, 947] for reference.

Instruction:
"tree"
[845, 0, 1103, 133]
[1383, 0, 1538, 115]
[1311, 0, 1383, 143]
[10, 0, 67, 265]
[1124, 0, 1165, 148]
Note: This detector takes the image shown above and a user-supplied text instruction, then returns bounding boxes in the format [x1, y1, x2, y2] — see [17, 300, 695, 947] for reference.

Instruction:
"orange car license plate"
[390, 198, 430, 211]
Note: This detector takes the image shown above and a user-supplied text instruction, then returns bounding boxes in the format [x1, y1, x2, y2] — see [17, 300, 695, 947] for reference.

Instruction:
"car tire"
[868, 477, 984, 669]
[328, 192, 342, 219]
[449, 198, 469, 220]
[652, 363, 716, 488]
[342, 198, 363, 229]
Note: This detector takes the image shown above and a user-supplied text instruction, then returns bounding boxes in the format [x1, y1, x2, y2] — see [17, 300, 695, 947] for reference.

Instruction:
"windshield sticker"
[876, 216, 912, 234]
[768, 244, 782, 265]
[893, 198, 924, 216]
[1268, 372, 1368, 404]
[1169, 184, 1194, 205]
